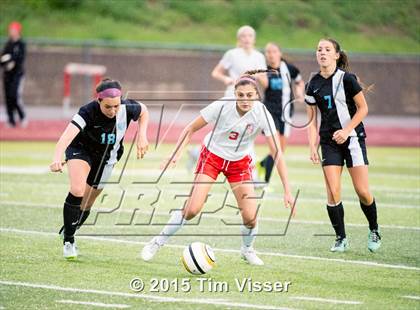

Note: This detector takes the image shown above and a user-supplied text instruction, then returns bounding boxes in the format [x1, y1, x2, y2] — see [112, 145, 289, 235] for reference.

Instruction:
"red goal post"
[63, 62, 107, 115]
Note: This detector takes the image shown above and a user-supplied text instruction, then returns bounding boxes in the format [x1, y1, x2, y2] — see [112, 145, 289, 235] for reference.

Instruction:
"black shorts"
[320, 136, 369, 168]
[65, 146, 115, 189]
[271, 113, 291, 137]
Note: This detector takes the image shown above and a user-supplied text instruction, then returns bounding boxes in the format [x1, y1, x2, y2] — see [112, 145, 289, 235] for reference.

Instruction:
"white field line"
[2, 200, 420, 231]
[1, 165, 420, 181]
[1, 178, 419, 209]
[2, 150, 419, 169]
[2, 165, 420, 196]
[401, 295, 420, 301]
[1, 227, 419, 272]
[3, 177, 420, 199]
[56, 299, 130, 308]
[289, 296, 362, 305]
[0, 280, 292, 310]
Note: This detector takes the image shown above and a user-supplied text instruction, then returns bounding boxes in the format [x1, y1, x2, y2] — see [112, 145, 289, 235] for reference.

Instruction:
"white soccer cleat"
[63, 241, 77, 260]
[141, 237, 162, 261]
[241, 246, 264, 265]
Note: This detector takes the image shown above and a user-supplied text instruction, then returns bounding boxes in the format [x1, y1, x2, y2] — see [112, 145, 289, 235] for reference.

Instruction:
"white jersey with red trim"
[200, 98, 276, 161]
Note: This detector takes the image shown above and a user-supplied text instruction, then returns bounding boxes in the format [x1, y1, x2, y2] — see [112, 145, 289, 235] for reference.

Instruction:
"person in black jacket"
[1, 21, 27, 127]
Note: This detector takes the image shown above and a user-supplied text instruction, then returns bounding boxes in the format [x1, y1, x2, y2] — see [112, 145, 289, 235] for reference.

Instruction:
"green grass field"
[1, 141, 419, 309]
[1, 0, 419, 53]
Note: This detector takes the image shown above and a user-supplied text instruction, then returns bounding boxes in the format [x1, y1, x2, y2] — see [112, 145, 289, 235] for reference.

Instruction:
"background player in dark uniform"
[1, 21, 27, 127]
[305, 38, 381, 253]
[257, 42, 304, 184]
[49, 78, 149, 259]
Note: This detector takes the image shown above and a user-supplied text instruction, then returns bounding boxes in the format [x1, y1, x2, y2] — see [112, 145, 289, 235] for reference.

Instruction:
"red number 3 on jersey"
[229, 131, 239, 140]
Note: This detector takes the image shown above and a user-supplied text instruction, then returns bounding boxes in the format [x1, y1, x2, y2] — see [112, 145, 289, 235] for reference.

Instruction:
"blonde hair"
[236, 25, 256, 39]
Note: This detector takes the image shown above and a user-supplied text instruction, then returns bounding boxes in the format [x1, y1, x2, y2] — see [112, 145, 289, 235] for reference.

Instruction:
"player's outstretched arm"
[306, 105, 319, 164]
[162, 116, 208, 168]
[266, 132, 294, 209]
[49, 123, 80, 172]
[136, 103, 149, 159]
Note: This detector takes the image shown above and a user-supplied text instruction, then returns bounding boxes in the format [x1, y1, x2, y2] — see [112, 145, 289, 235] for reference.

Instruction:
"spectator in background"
[211, 25, 266, 97]
[1, 21, 27, 127]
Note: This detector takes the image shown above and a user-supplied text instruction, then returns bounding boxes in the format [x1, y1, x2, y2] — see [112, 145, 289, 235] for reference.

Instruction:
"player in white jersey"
[210, 25, 266, 184]
[141, 74, 294, 266]
[211, 25, 266, 97]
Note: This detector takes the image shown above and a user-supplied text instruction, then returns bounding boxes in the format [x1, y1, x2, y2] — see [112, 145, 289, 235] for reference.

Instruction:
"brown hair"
[234, 69, 276, 99]
[95, 78, 122, 93]
[321, 38, 373, 92]
[265, 42, 289, 63]
[322, 38, 349, 71]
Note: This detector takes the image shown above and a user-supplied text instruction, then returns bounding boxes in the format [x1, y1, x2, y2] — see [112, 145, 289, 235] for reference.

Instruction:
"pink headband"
[236, 76, 257, 86]
[97, 88, 121, 99]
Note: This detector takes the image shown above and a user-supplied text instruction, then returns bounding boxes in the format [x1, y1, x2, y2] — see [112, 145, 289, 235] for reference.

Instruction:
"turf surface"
[0, 142, 419, 309]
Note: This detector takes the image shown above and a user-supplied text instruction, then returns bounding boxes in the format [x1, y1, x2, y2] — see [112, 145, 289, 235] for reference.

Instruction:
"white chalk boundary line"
[2, 149, 419, 170]
[3, 168, 419, 196]
[2, 176, 420, 209]
[2, 165, 419, 180]
[402, 295, 420, 301]
[2, 200, 420, 231]
[1, 227, 419, 272]
[290, 296, 362, 305]
[0, 280, 292, 310]
[56, 299, 130, 308]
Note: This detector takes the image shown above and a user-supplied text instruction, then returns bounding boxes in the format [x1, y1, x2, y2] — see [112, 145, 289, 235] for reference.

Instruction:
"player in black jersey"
[1, 22, 27, 127]
[49, 78, 149, 259]
[305, 38, 381, 253]
[257, 42, 304, 184]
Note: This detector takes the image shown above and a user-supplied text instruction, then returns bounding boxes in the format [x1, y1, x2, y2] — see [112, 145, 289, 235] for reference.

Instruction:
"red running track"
[0, 120, 419, 147]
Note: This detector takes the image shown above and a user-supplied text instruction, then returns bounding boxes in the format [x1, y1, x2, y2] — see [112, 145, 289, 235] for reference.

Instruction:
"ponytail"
[337, 50, 349, 71]
[322, 38, 373, 92]
[323, 38, 349, 71]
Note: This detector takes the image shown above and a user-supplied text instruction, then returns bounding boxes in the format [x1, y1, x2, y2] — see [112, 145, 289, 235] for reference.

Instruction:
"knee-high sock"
[76, 209, 91, 229]
[327, 202, 346, 239]
[155, 210, 186, 245]
[360, 199, 378, 231]
[241, 224, 258, 248]
[63, 192, 83, 243]
[263, 155, 275, 183]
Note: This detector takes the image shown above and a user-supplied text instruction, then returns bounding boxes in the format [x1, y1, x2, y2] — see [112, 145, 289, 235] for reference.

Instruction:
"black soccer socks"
[77, 209, 91, 229]
[261, 155, 274, 183]
[63, 192, 83, 244]
[360, 199, 378, 231]
[327, 202, 346, 239]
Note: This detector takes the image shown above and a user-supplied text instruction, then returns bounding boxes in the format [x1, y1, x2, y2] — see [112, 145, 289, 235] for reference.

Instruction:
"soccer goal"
[62, 62, 107, 115]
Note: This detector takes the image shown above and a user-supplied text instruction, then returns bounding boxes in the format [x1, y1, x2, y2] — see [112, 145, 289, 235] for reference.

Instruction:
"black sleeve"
[287, 63, 301, 81]
[126, 100, 142, 122]
[0, 42, 10, 67]
[71, 105, 91, 130]
[13, 41, 26, 67]
[304, 81, 317, 106]
[343, 73, 363, 98]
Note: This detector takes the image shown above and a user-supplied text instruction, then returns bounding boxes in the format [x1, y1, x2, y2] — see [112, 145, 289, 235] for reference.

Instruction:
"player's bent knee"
[356, 189, 372, 203]
[243, 218, 257, 228]
[70, 185, 86, 197]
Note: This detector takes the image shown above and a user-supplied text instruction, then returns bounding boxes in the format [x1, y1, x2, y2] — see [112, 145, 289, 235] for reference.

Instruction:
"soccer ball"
[181, 242, 216, 274]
